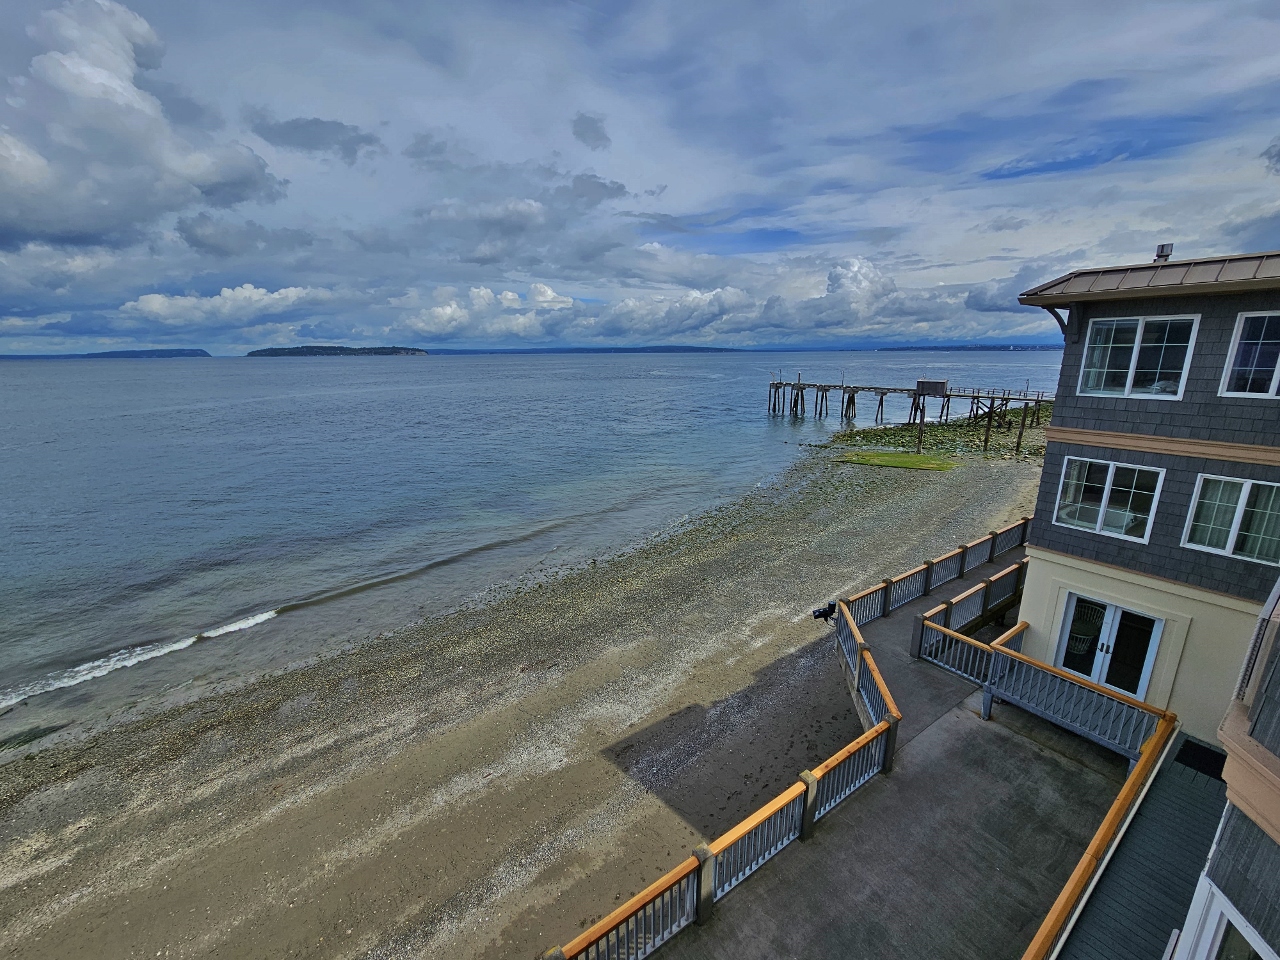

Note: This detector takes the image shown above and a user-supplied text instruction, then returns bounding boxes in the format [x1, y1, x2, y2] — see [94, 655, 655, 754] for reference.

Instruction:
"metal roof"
[1020, 250, 1280, 306]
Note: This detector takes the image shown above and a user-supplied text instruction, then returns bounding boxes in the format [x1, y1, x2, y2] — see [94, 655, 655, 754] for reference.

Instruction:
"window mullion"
[1097, 463, 1117, 533]
[1125, 319, 1144, 397]
[1226, 480, 1250, 558]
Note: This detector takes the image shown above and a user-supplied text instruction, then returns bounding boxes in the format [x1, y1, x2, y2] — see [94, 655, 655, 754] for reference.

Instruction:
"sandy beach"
[0, 444, 1042, 960]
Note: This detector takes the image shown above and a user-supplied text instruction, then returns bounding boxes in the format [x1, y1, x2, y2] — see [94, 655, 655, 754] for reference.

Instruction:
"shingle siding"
[1206, 804, 1280, 954]
[1053, 292, 1280, 448]
[1028, 442, 1279, 603]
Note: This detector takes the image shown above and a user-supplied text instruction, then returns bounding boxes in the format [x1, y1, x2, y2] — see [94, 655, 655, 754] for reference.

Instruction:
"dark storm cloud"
[245, 108, 384, 165]
[572, 113, 611, 150]
[176, 214, 314, 257]
[1263, 136, 1280, 175]
[135, 76, 224, 129]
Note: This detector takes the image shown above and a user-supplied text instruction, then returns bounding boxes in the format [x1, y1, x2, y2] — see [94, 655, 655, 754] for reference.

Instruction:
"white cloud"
[120, 284, 331, 326]
[0, 0, 283, 249]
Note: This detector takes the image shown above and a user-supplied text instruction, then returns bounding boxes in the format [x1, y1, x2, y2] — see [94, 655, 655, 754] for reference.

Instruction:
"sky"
[2, 0, 1280, 354]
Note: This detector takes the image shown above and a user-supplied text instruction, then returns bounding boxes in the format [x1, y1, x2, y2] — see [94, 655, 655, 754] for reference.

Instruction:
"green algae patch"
[838, 451, 956, 471]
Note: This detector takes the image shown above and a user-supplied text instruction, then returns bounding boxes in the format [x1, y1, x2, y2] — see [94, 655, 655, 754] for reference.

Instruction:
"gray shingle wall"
[1207, 804, 1280, 954]
[1028, 442, 1280, 603]
[1053, 292, 1280, 447]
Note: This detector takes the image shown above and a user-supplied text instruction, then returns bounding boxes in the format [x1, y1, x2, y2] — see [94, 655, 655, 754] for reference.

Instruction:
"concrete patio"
[661, 551, 1130, 960]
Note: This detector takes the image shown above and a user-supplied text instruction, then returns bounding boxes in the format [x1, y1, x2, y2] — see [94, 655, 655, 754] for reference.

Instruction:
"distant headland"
[0, 349, 212, 360]
[246, 345, 430, 357]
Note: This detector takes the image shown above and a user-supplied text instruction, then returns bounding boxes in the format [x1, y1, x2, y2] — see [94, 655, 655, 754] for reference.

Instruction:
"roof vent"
[1154, 243, 1174, 263]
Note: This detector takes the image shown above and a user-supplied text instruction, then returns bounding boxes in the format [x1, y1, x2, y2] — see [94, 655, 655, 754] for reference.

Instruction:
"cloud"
[120, 283, 332, 326]
[572, 112, 611, 150]
[245, 108, 384, 164]
[1263, 136, 1280, 176]
[135, 76, 224, 129]
[0, 0, 284, 250]
[175, 213, 314, 257]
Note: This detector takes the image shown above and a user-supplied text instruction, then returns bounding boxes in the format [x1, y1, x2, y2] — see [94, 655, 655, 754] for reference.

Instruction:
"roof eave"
[1019, 276, 1280, 307]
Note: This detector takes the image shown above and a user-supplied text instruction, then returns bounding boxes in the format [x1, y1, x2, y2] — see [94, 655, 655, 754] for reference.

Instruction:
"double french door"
[1058, 594, 1163, 699]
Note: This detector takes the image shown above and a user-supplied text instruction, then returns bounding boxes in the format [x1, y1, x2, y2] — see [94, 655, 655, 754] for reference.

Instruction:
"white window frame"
[1173, 874, 1280, 960]
[1181, 473, 1280, 567]
[1054, 593, 1164, 700]
[1077, 314, 1200, 400]
[1219, 311, 1280, 399]
[1053, 456, 1166, 544]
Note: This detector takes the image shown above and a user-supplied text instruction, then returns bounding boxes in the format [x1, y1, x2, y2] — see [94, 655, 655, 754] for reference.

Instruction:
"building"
[1016, 249, 1280, 742]
[1169, 585, 1280, 960]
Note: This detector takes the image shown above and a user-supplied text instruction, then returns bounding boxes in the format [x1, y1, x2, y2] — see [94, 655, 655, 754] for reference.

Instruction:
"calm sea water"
[0, 349, 1062, 719]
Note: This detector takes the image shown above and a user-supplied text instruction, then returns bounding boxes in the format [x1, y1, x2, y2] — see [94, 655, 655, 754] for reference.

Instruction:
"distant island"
[246, 345, 430, 357]
[0, 348, 211, 360]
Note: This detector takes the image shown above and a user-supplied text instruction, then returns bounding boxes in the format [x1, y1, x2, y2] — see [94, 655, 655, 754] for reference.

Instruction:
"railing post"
[922, 558, 934, 594]
[882, 714, 900, 773]
[980, 578, 994, 615]
[909, 613, 924, 659]
[799, 771, 819, 840]
[693, 844, 716, 924]
[881, 578, 893, 618]
[1020, 516, 1031, 544]
[1017, 558, 1029, 591]
[957, 543, 967, 573]
[942, 599, 954, 629]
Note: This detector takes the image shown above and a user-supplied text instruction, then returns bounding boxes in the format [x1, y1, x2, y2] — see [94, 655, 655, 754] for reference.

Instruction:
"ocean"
[0, 349, 1062, 729]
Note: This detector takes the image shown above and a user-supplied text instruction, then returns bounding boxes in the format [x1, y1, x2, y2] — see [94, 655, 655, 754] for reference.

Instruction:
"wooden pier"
[768, 377, 1050, 424]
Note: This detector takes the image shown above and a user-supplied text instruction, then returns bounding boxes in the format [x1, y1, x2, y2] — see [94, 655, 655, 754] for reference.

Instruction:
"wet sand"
[0, 446, 1041, 960]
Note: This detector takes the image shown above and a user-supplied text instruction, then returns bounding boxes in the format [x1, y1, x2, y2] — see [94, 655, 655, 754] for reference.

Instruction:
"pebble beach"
[0, 438, 1044, 960]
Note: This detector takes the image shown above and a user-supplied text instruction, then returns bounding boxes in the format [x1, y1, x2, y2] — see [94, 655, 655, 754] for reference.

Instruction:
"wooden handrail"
[990, 622, 1029, 649]
[923, 618, 995, 650]
[931, 547, 963, 564]
[708, 782, 807, 856]
[1020, 715, 1176, 960]
[992, 644, 1173, 720]
[921, 603, 947, 620]
[964, 534, 992, 551]
[950, 581, 985, 605]
[891, 563, 927, 583]
[559, 855, 700, 957]
[811, 720, 892, 778]
[859, 648, 903, 720]
[994, 519, 1024, 536]
[837, 601, 865, 645]
[845, 582, 884, 605]
[989, 561, 1023, 582]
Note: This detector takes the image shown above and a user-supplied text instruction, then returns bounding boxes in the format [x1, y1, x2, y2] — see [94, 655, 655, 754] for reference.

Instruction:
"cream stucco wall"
[1019, 546, 1263, 742]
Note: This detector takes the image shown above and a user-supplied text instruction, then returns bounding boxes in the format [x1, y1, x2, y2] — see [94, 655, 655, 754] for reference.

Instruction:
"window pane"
[1101, 466, 1160, 538]
[1131, 319, 1194, 394]
[1214, 920, 1264, 960]
[1057, 459, 1110, 529]
[1235, 482, 1280, 564]
[1188, 478, 1243, 550]
[1081, 320, 1138, 394]
[1226, 315, 1280, 395]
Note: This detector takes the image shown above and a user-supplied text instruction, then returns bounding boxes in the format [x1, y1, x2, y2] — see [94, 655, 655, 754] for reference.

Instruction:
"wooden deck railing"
[543, 520, 1027, 960]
